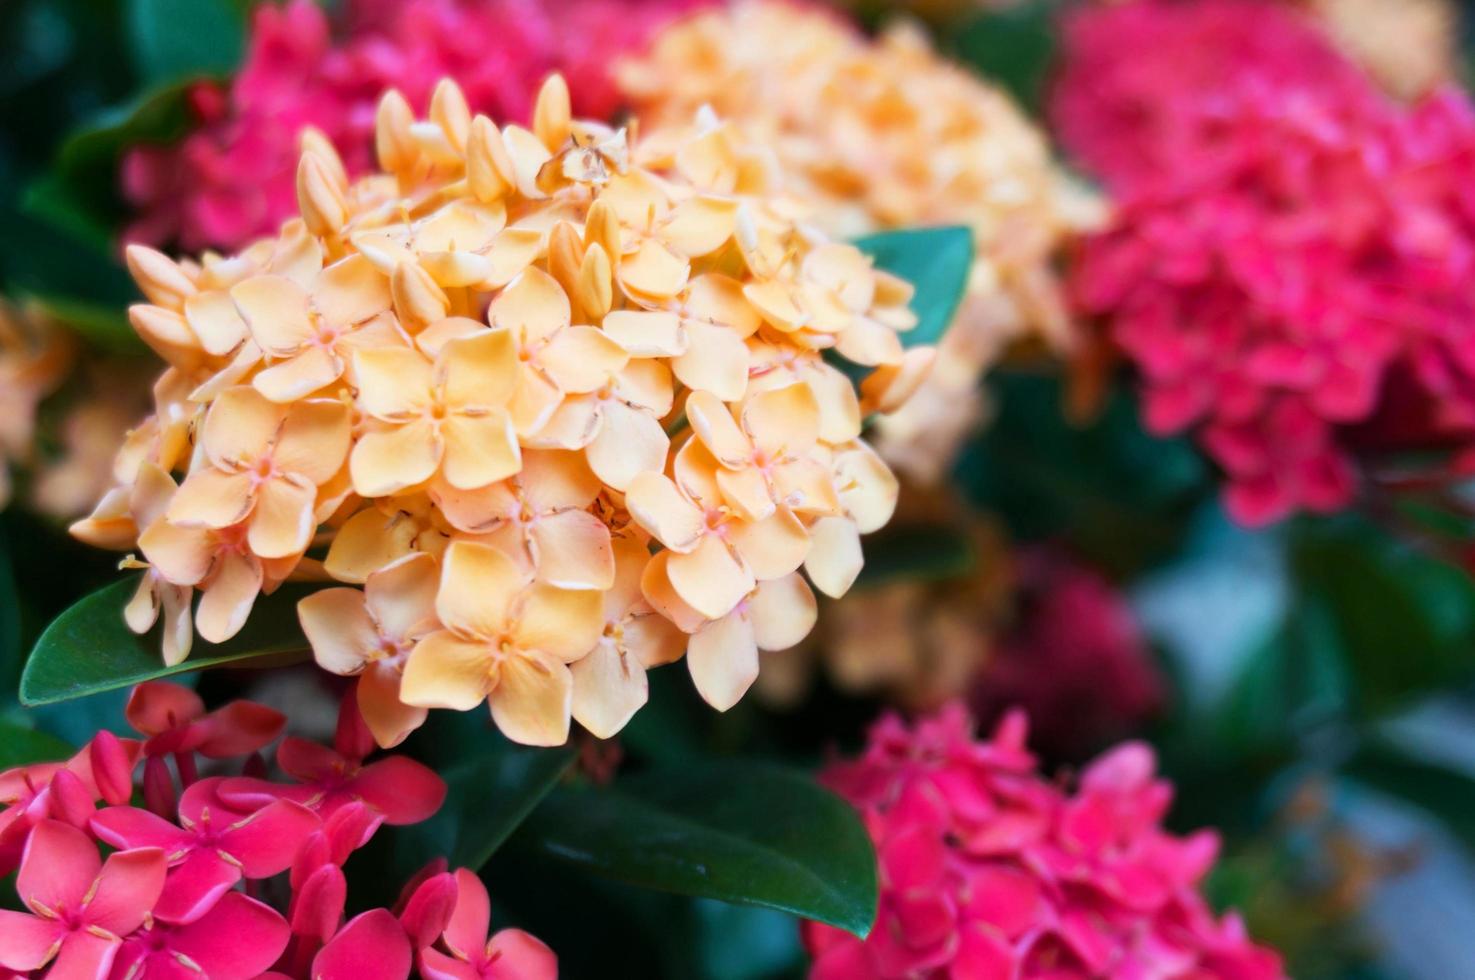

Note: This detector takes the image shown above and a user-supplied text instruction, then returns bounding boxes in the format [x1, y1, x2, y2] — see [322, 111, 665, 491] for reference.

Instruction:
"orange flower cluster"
[72, 76, 931, 748]
[619, 1, 1101, 482]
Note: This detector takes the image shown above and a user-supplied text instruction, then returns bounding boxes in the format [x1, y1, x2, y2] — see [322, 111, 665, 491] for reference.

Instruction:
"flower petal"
[743, 382, 820, 458]
[537, 326, 628, 394]
[357, 663, 427, 749]
[489, 653, 573, 747]
[488, 268, 570, 346]
[354, 347, 435, 420]
[602, 311, 687, 357]
[749, 574, 817, 651]
[365, 552, 441, 642]
[137, 521, 215, 587]
[0, 911, 64, 972]
[435, 541, 525, 638]
[443, 868, 490, 960]
[687, 611, 759, 712]
[312, 909, 412, 980]
[169, 892, 290, 980]
[440, 413, 521, 490]
[624, 472, 704, 552]
[400, 631, 493, 712]
[686, 390, 751, 468]
[668, 535, 754, 620]
[231, 275, 312, 354]
[86, 845, 167, 934]
[273, 398, 353, 486]
[313, 254, 391, 328]
[299, 588, 378, 675]
[803, 517, 864, 599]
[18, 821, 98, 917]
[727, 508, 809, 581]
[586, 401, 669, 493]
[485, 929, 558, 980]
[253, 347, 342, 403]
[673, 322, 750, 403]
[441, 330, 518, 409]
[530, 510, 615, 592]
[166, 467, 255, 530]
[195, 551, 263, 644]
[247, 475, 316, 559]
[570, 637, 647, 739]
[512, 582, 605, 663]
[350, 420, 441, 497]
[201, 386, 283, 470]
[152, 847, 240, 925]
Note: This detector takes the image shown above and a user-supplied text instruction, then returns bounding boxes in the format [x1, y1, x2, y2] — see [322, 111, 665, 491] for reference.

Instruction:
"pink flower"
[218, 692, 446, 824]
[125, 680, 286, 759]
[972, 548, 1162, 758]
[1064, 1, 1475, 524]
[111, 891, 291, 980]
[0, 735, 142, 875]
[122, 0, 710, 253]
[803, 706, 1284, 980]
[91, 776, 319, 923]
[419, 869, 558, 980]
[0, 820, 166, 978]
[312, 909, 414, 980]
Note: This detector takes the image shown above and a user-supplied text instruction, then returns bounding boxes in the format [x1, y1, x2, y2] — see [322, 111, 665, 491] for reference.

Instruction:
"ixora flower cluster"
[123, 0, 707, 251]
[804, 705, 1284, 979]
[618, 0, 1099, 482]
[73, 75, 930, 748]
[1061, 0, 1475, 525]
[0, 681, 555, 980]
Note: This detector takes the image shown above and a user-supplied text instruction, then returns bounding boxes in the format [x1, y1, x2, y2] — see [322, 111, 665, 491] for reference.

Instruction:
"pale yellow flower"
[0, 303, 74, 508]
[299, 552, 441, 747]
[400, 540, 604, 746]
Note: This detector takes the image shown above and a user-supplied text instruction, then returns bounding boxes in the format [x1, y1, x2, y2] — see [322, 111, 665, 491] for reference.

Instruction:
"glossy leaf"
[21, 576, 317, 706]
[951, 3, 1057, 111]
[512, 761, 878, 937]
[854, 523, 976, 590]
[1345, 740, 1475, 854]
[853, 225, 973, 348]
[126, 0, 244, 86]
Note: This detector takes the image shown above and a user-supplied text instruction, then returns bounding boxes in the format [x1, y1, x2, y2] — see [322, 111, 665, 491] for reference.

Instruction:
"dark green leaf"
[853, 225, 972, 349]
[1344, 739, 1475, 854]
[950, 3, 1058, 112]
[512, 760, 878, 936]
[854, 524, 976, 589]
[21, 576, 317, 706]
[0, 720, 73, 769]
[0, 523, 20, 699]
[1292, 517, 1475, 716]
[126, 0, 244, 86]
[393, 713, 575, 877]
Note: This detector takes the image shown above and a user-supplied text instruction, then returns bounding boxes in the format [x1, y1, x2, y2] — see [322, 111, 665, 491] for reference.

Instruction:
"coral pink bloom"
[111, 891, 291, 980]
[312, 909, 413, 980]
[91, 777, 319, 924]
[125, 680, 285, 759]
[420, 869, 557, 980]
[0, 737, 142, 875]
[0, 821, 166, 978]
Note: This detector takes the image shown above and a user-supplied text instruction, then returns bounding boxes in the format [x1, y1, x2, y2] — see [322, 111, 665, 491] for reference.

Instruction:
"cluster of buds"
[804, 705, 1284, 979]
[121, 0, 709, 252]
[618, 0, 1100, 483]
[73, 75, 931, 747]
[0, 681, 555, 980]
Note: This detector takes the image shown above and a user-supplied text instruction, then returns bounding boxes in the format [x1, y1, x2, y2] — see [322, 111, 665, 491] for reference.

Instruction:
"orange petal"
[196, 551, 263, 643]
[248, 475, 316, 559]
[298, 587, 378, 674]
[400, 630, 493, 711]
[358, 662, 427, 749]
[511, 366, 567, 439]
[514, 582, 605, 662]
[667, 535, 754, 620]
[231, 275, 313, 354]
[602, 311, 687, 358]
[253, 347, 342, 403]
[488, 268, 570, 346]
[441, 412, 521, 490]
[166, 467, 255, 529]
[672, 322, 749, 403]
[660, 196, 738, 257]
[726, 508, 809, 581]
[570, 638, 646, 739]
[537, 326, 628, 394]
[624, 610, 688, 669]
[350, 420, 441, 497]
[353, 347, 435, 420]
[612, 360, 674, 416]
[184, 290, 249, 356]
[586, 402, 668, 493]
[803, 516, 863, 599]
[313, 254, 391, 328]
[202, 386, 283, 469]
[833, 442, 899, 533]
[138, 521, 215, 586]
[716, 466, 775, 524]
[770, 457, 841, 517]
[619, 240, 690, 300]
[750, 573, 817, 651]
[365, 552, 441, 641]
[686, 390, 751, 469]
[639, 550, 707, 634]
[625, 472, 705, 552]
[520, 450, 600, 513]
[742, 383, 820, 458]
[436, 540, 525, 639]
[273, 398, 353, 487]
[530, 510, 614, 591]
[323, 506, 420, 584]
[441, 330, 518, 409]
[489, 653, 572, 746]
[687, 610, 758, 712]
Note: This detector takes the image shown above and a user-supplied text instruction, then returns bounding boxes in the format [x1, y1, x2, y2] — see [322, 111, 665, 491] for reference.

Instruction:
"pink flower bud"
[89, 731, 136, 805]
[143, 755, 176, 818]
[46, 770, 95, 828]
[397, 871, 457, 949]
[291, 863, 347, 942]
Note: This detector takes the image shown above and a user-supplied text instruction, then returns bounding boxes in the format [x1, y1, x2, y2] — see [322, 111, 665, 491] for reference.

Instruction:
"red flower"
[111, 892, 291, 980]
[0, 820, 166, 977]
[804, 706, 1284, 979]
[419, 869, 558, 980]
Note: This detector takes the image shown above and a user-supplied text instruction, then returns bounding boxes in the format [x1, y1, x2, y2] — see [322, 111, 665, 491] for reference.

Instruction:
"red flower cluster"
[1061, 0, 1475, 524]
[122, 0, 707, 251]
[804, 705, 1283, 979]
[0, 682, 555, 980]
[972, 548, 1163, 759]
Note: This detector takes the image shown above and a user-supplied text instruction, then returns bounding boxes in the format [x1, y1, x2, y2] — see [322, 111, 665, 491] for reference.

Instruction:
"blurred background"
[6, 1, 1475, 977]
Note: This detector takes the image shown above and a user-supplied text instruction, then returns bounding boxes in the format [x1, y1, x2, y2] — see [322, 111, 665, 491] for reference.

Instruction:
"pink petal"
[170, 892, 291, 980]
[0, 910, 65, 971]
[276, 738, 343, 783]
[178, 776, 255, 825]
[87, 732, 136, 806]
[153, 848, 241, 925]
[334, 691, 378, 762]
[291, 863, 347, 942]
[348, 756, 446, 825]
[90, 806, 192, 854]
[126, 682, 205, 739]
[444, 868, 491, 959]
[195, 701, 287, 758]
[18, 820, 100, 914]
[46, 770, 97, 828]
[321, 801, 385, 862]
[418, 948, 481, 980]
[952, 923, 1015, 980]
[216, 775, 318, 813]
[311, 909, 412, 980]
[398, 872, 457, 949]
[46, 931, 119, 980]
[85, 846, 168, 935]
[220, 799, 320, 877]
[484, 928, 558, 980]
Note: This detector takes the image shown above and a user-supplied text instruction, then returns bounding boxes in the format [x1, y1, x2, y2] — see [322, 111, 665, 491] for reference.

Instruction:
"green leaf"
[1344, 739, 1475, 854]
[512, 760, 878, 937]
[853, 225, 973, 349]
[21, 576, 317, 706]
[393, 713, 575, 877]
[0, 720, 73, 769]
[951, 3, 1058, 112]
[126, 0, 244, 86]
[1291, 517, 1475, 717]
[854, 524, 976, 589]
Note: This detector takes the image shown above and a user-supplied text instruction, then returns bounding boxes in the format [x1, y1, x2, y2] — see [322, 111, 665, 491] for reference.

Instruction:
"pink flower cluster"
[972, 548, 1162, 759]
[804, 705, 1284, 979]
[122, 0, 707, 251]
[0, 682, 556, 980]
[1061, 0, 1475, 524]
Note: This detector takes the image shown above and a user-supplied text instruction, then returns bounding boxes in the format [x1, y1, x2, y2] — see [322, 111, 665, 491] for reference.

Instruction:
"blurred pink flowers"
[973, 548, 1163, 758]
[0, 680, 556, 980]
[122, 0, 708, 251]
[804, 705, 1284, 979]
[1061, 0, 1475, 524]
